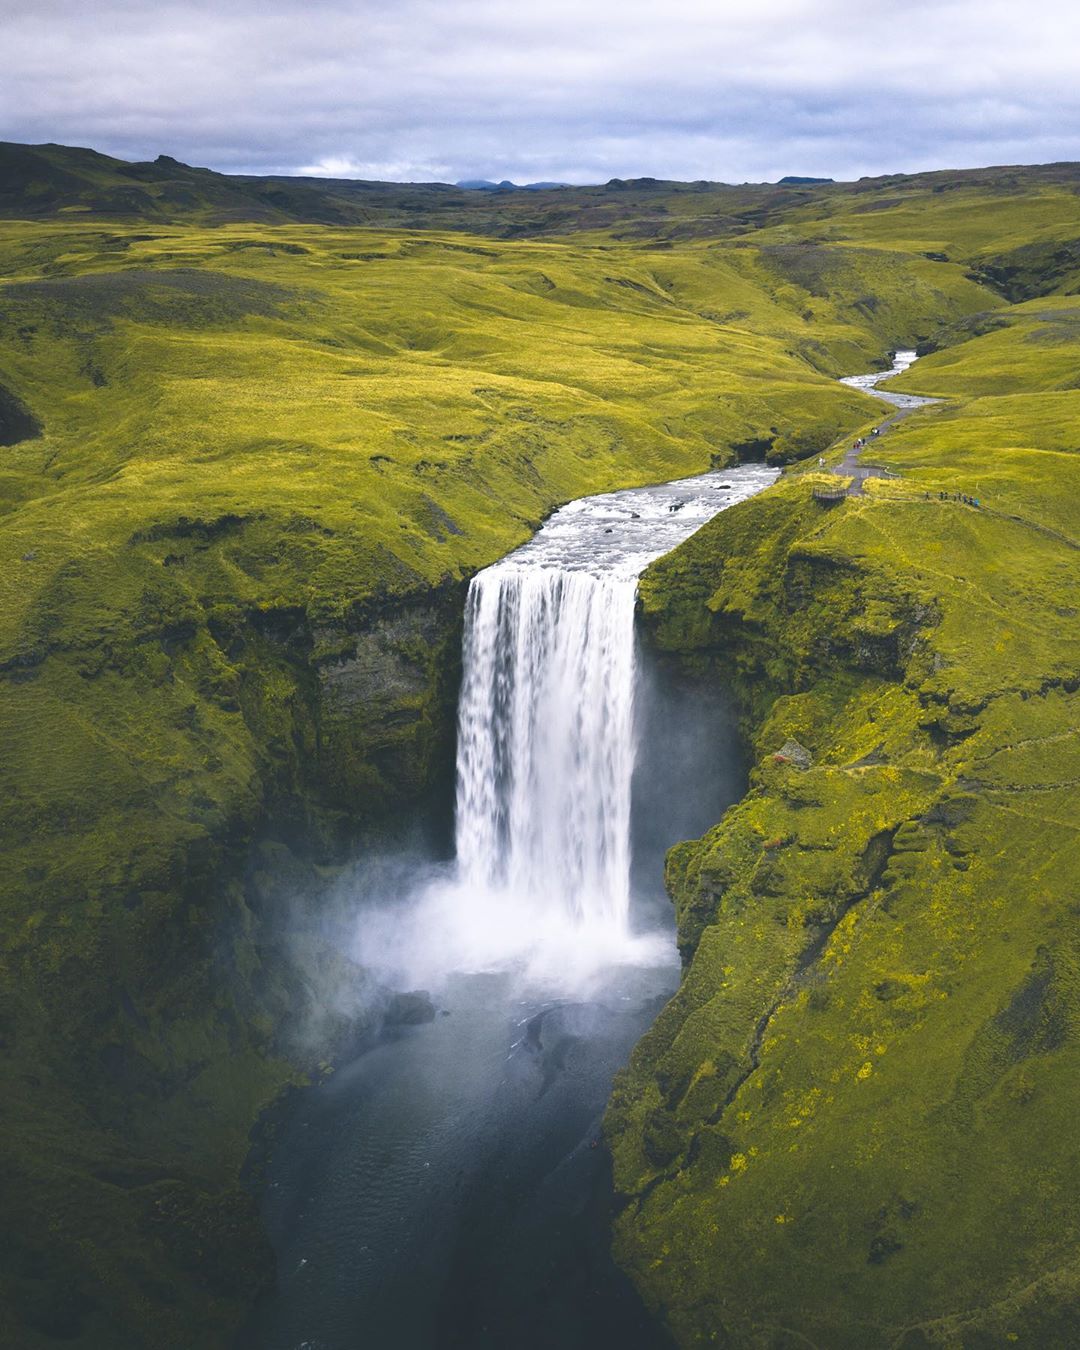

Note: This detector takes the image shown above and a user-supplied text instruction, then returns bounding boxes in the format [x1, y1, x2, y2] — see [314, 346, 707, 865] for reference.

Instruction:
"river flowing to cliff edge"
[250, 462, 776, 1350]
[350, 460, 778, 992]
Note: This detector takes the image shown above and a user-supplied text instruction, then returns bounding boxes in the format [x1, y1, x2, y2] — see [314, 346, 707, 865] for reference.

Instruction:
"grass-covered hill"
[6, 137, 1080, 250]
[0, 143, 1078, 1347]
[608, 261, 1080, 1345]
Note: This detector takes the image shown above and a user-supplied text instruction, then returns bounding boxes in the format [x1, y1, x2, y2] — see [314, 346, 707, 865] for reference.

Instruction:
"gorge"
[2, 146, 1080, 1349]
[249, 464, 776, 1349]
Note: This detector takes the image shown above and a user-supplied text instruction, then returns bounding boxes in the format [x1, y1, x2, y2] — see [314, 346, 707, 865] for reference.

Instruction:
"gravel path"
[834, 350, 938, 495]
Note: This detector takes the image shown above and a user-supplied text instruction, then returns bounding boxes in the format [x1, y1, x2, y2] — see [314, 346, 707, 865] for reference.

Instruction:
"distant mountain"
[2, 140, 1078, 247]
[455, 179, 570, 191]
[0, 141, 370, 225]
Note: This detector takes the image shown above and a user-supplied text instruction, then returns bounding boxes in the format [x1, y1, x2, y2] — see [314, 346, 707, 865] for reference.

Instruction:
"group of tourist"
[927, 490, 981, 506]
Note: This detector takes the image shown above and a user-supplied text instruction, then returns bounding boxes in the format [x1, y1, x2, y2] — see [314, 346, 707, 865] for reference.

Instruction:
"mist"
[270, 647, 745, 1063]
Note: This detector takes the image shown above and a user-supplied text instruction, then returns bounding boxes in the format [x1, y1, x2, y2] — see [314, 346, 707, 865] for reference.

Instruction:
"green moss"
[1, 160, 1079, 1346]
[608, 308, 1080, 1346]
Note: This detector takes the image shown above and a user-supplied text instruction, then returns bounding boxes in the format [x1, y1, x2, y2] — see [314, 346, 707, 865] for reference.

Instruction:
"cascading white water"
[456, 567, 639, 933]
[350, 461, 777, 991]
[839, 349, 937, 409]
[448, 460, 780, 964]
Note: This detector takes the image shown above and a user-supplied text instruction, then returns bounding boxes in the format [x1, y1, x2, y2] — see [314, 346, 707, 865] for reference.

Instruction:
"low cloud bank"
[4, 0, 1079, 184]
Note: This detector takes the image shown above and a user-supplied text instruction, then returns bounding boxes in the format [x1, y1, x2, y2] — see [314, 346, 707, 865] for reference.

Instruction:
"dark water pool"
[244, 966, 677, 1350]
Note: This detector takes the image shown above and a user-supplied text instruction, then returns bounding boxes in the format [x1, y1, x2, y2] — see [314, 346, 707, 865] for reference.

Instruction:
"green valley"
[1, 143, 1079, 1347]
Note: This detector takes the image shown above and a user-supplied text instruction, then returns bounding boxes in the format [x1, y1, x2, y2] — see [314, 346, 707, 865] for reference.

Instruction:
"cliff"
[0, 207, 894, 1347]
[607, 311, 1080, 1345]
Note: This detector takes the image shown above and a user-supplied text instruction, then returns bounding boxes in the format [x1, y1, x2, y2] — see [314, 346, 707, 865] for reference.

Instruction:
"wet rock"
[384, 990, 436, 1026]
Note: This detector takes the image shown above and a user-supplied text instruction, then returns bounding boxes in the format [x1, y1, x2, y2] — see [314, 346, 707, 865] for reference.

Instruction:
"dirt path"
[828, 353, 1080, 550]
[834, 404, 918, 495]
[832, 350, 939, 495]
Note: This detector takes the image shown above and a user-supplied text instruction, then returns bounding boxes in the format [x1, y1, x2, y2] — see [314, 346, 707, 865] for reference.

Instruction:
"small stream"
[840, 347, 936, 409]
[246, 461, 777, 1350]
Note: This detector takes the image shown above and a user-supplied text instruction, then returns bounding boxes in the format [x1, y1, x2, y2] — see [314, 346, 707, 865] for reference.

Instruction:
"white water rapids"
[839, 348, 937, 409]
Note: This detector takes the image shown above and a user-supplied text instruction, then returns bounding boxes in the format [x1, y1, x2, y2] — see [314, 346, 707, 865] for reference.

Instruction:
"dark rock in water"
[776, 738, 813, 770]
[384, 990, 437, 1025]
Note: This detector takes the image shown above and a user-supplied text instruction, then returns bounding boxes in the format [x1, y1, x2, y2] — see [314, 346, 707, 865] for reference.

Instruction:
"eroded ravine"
[247, 463, 776, 1350]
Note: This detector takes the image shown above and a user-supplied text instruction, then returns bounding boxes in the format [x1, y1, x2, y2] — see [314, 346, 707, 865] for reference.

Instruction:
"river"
[246, 462, 777, 1350]
[839, 347, 936, 409]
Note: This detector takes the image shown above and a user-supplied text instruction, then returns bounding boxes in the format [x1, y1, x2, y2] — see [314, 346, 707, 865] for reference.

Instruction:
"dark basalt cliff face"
[606, 475, 1080, 1348]
[0, 580, 464, 1350]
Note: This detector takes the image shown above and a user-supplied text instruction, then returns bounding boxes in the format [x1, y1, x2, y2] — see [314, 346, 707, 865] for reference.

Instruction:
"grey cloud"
[1, 0, 1078, 183]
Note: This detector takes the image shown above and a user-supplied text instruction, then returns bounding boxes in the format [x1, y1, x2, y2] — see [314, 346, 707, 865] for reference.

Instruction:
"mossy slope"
[608, 316, 1080, 1346]
[0, 156, 1078, 1346]
[0, 215, 924, 1348]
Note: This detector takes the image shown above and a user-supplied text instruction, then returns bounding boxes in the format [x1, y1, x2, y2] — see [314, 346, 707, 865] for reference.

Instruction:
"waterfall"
[455, 565, 639, 935]
[447, 461, 778, 966]
[351, 461, 777, 991]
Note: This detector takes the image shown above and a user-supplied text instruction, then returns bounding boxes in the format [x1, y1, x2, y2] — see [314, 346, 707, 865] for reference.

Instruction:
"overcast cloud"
[1, 0, 1077, 184]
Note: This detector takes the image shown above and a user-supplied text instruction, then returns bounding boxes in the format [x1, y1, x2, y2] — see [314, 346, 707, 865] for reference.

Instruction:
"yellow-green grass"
[4, 217, 990, 668]
[608, 306, 1080, 1346]
[0, 173, 1077, 1348]
[0, 214, 937, 1349]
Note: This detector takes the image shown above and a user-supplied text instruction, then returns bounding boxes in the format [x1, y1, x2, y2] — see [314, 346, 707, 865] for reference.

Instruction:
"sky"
[2, 0, 1077, 185]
